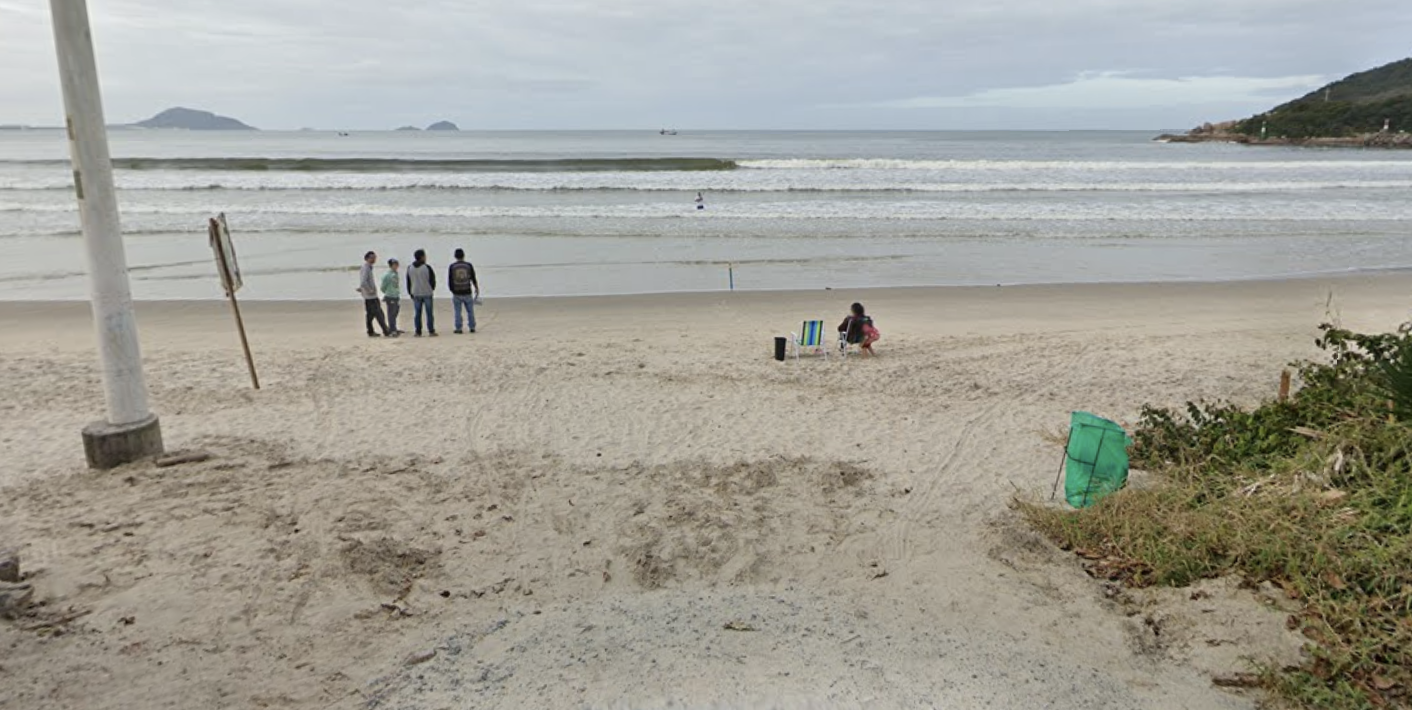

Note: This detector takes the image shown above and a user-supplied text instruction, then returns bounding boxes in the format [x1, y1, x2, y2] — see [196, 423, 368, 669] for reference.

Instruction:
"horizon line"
[1, 126, 1181, 133]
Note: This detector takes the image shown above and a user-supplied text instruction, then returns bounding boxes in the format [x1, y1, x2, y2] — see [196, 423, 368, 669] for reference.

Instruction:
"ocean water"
[2, 129, 1411, 300]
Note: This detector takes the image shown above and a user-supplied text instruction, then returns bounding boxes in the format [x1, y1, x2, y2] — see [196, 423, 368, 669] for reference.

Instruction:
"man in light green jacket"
[381, 258, 403, 335]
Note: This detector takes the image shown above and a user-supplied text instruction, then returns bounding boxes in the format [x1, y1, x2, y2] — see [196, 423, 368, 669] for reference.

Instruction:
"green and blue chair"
[791, 320, 829, 360]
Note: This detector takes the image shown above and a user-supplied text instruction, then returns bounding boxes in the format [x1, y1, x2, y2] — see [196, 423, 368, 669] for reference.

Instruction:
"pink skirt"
[862, 324, 880, 346]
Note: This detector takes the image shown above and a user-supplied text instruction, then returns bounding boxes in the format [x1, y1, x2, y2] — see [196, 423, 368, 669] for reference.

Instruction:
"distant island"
[395, 121, 460, 131]
[134, 107, 256, 131]
[1159, 58, 1412, 148]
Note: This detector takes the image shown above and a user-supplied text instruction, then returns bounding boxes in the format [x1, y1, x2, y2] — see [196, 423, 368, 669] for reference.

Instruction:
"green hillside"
[1235, 58, 1412, 138]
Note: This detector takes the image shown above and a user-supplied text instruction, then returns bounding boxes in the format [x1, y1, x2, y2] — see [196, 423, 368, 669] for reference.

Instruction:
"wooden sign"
[209, 213, 242, 295]
[207, 215, 259, 389]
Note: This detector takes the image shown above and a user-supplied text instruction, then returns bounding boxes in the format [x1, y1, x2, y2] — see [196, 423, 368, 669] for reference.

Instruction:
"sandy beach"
[2, 274, 1410, 709]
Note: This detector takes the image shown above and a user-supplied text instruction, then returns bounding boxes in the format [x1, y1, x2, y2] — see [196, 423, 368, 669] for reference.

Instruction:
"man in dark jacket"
[448, 248, 480, 334]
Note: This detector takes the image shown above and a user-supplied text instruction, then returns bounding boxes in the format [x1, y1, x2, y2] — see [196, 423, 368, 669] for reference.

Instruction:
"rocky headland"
[1157, 58, 1412, 149]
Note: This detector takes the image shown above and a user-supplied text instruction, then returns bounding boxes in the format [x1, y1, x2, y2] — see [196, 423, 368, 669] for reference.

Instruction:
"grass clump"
[1018, 323, 1412, 709]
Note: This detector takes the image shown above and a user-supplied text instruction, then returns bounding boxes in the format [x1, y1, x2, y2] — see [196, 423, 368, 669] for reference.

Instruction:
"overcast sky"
[1, 0, 1409, 130]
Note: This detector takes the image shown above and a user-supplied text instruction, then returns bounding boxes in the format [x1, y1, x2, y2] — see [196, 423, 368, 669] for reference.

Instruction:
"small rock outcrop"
[0, 548, 17, 583]
[395, 125, 422, 132]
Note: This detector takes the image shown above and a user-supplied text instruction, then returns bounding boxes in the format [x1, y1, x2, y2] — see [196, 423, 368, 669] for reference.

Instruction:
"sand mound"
[619, 458, 876, 589]
[0, 437, 897, 708]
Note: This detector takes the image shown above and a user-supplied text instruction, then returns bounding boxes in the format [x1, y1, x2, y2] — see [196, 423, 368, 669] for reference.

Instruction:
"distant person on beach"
[358, 251, 394, 338]
[838, 302, 879, 355]
[448, 248, 480, 334]
[406, 249, 438, 337]
[695, 192, 705, 210]
[381, 258, 403, 335]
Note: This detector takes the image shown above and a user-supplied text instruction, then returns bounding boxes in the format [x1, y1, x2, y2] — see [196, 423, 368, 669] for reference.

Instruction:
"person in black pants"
[358, 251, 394, 338]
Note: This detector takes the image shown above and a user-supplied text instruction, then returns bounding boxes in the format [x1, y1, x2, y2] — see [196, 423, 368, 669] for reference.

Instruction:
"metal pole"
[50, 0, 162, 467]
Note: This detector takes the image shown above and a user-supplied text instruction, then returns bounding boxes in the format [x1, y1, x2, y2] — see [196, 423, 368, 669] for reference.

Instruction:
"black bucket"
[773, 336, 787, 361]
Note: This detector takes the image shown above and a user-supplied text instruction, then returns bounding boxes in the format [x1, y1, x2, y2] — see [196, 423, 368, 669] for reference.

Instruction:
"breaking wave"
[5, 178, 1412, 193]
[736, 158, 1412, 171]
[7, 157, 1412, 174]
[7, 157, 740, 173]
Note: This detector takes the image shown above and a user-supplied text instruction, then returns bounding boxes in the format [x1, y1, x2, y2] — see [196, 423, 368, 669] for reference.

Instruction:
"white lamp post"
[49, 0, 163, 468]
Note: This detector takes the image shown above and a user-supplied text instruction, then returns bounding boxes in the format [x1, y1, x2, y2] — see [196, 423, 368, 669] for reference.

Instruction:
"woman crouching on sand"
[839, 302, 880, 355]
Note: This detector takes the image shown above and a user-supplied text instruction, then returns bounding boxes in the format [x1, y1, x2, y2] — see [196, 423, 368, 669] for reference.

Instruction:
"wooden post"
[729, 263, 735, 291]
[1051, 425, 1076, 501]
[210, 218, 259, 390]
[1278, 369, 1291, 402]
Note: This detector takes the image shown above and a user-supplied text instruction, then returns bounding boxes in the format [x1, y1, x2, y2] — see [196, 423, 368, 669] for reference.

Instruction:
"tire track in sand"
[880, 338, 1092, 565]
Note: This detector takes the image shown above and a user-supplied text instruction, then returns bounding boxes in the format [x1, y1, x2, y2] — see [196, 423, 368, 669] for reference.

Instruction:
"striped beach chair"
[791, 320, 829, 360]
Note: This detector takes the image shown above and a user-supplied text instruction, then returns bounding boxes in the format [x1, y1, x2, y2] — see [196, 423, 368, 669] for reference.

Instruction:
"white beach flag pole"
[49, 0, 164, 468]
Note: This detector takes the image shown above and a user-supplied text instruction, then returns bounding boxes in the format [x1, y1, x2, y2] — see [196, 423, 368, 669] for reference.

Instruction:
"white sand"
[2, 275, 1409, 709]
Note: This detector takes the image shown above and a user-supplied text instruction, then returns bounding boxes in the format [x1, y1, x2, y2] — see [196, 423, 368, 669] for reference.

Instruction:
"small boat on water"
[659, 128, 678, 136]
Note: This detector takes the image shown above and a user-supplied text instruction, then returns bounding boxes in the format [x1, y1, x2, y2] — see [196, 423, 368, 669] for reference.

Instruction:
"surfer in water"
[695, 192, 705, 210]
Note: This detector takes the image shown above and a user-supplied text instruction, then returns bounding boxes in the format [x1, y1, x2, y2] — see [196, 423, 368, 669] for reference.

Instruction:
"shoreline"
[5, 266, 1412, 307]
[11, 271, 1412, 323]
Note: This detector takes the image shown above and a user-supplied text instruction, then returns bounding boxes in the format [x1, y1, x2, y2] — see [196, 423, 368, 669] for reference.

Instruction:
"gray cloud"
[868, 72, 1329, 110]
[1, 0, 1408, 129]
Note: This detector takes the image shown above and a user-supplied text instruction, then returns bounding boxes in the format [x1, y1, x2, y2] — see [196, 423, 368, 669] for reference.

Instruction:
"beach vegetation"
[1235, 96, 1412, 139]
[1019, 322, 1412, 709]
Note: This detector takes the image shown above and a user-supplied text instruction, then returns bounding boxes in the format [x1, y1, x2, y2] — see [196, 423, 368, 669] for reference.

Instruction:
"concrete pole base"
[82, 414, 163, 470]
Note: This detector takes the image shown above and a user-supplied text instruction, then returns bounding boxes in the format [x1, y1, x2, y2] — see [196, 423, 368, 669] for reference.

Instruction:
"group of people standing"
[358, 248, 480, 338]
